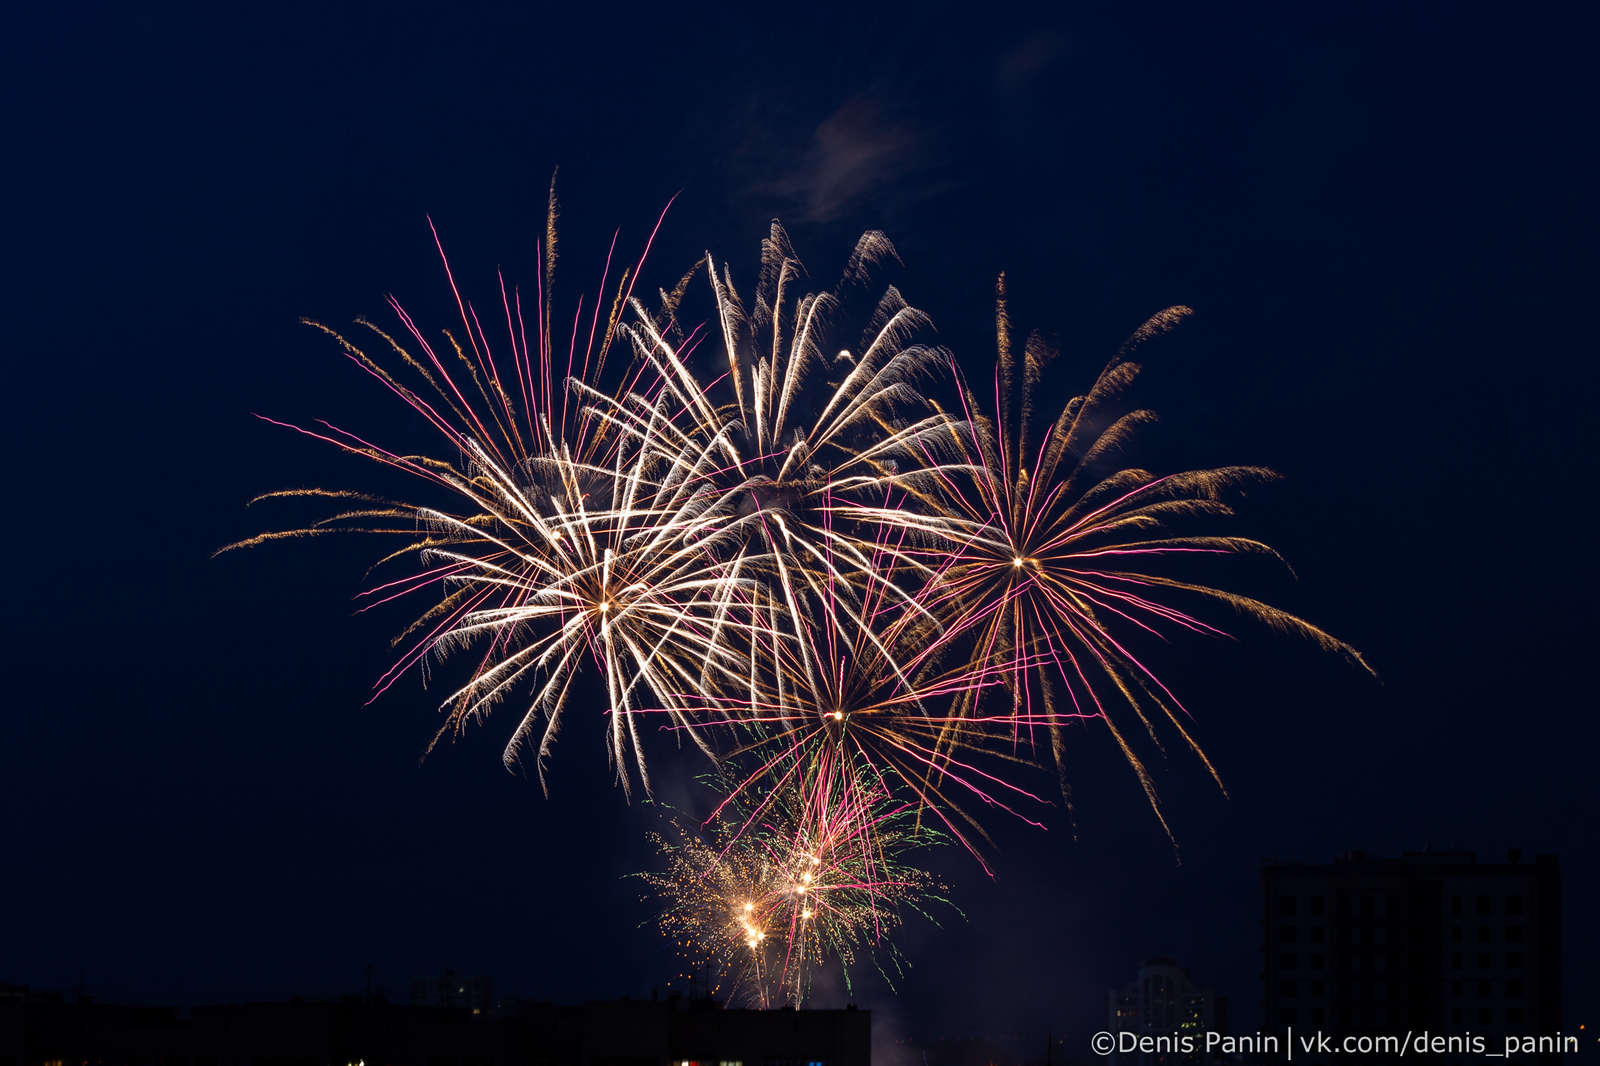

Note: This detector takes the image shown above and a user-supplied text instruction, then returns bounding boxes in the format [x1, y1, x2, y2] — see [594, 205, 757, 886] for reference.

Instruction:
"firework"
[862, 274, 1373, 834]
[639, 769, 949, 1007]
[616, 224, 959, 660]
[219, 189, 764, 796]
[227, 206, 1370, 1002]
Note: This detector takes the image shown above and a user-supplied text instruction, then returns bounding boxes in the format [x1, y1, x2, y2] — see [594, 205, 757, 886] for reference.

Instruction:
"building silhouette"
[1260, 848, 1561, 1062]
[412, 970, 494, 1013]
[1106, 957, 1228, 1065]
[0, 986, 869, 1066]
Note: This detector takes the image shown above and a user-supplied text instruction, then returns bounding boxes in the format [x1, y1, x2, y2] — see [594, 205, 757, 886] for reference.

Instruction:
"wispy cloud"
[768, 95, 935, 223]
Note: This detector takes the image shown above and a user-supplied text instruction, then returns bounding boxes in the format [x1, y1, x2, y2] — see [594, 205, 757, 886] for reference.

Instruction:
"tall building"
[1107, 956, 1228, 1065]
[1260, 849, 1561, 1061]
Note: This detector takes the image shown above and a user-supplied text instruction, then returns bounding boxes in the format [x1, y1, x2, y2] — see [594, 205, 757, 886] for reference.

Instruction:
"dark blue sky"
[2, 1, 1595, 1052]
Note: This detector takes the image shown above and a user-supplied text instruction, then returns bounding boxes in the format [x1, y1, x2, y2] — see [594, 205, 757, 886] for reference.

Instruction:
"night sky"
[3, 2, 1595, 1055]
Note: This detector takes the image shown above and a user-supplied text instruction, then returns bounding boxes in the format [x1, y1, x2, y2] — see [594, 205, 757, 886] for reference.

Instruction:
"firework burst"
[617, 224, 959, 658]
[864, 274, 1373, 833]
[219, 190, 761, 796]
[640, 769, 949, 1007]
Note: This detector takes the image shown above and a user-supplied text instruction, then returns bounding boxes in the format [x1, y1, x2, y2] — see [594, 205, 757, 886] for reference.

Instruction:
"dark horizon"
[2, 2, 1594, 1057]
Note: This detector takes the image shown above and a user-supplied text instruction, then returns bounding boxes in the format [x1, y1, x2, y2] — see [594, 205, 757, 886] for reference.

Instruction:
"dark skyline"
[2, 1, 1594, 1055]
